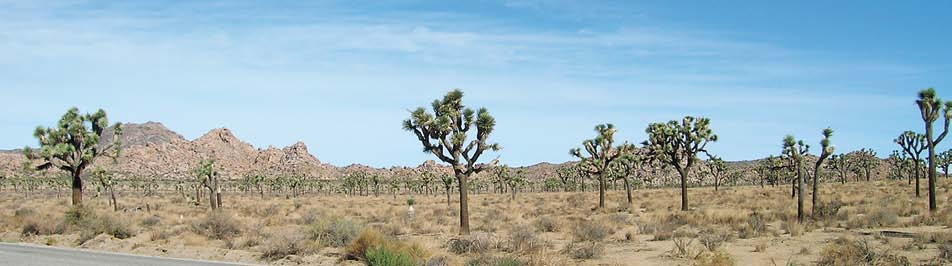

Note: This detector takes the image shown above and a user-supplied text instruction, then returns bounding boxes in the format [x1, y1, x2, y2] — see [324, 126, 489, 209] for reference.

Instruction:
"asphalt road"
[0, 242, 251, 266]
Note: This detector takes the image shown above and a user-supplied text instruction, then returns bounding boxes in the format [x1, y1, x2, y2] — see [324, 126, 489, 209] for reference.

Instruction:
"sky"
[2, 1, 951, 167]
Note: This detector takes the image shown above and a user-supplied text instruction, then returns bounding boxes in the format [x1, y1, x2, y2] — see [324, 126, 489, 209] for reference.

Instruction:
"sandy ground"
[1, 179, 950, 265]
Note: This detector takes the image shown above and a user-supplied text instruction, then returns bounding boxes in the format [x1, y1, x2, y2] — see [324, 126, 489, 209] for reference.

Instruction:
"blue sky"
[2, 1, 951, 167]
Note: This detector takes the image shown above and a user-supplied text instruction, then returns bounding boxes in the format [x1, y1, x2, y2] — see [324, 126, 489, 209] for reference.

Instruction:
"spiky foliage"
[916, 88, 952, 211]
[811, 128, 835, 214]
[439, 173, 454, 206]
[91, 167, 119, 211]
[23, 107, 122, 205]
[492, 166, 525, 200]
[608, 149, 649, 204]
[755, 155, 787, 188]
[643, 116, 717, 211]
[895, 131, 926, 197]
[782, 135, 809, 223]
[827, 153, 855, 184]
[239, 174, 266, 198]
[194, 160, 222, 210]
[851, 148, 878, 182]
[556, 164, 581, 192]
[570, 124, 634, 210]
[938, 149, 952, 179]
[702, 155, 728, 191]
[402, 89, 500, 235]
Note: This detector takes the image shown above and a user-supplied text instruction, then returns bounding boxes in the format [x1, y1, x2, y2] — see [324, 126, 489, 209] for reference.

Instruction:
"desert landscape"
[4, 2, 952, 266]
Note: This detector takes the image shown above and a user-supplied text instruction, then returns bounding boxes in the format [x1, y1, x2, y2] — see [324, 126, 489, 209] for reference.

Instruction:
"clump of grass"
[533, 216, 559, 233]
[448, 232, 495, 254]
[816, 237, 910, 266]
[698, 228, 731, 252]
[141, 215, 161, 227]
[754, 241, 768, 253]
[345, 228, 429, 264]
[464, 255, 524, 266]
[564, 241, 603, 260]
[260, 229, 313, 260]
[672, 237, 697, 258]
[812, 200, 843, 220]
[694, 250, 735, 266]
[507, 225, 544, 254]
[938, 243, 952, 262]
[62, 206, 134, 244]
[781, 220, 803, 237]
[191, 211, 241, 240]
[572, 220, 611, 242]
[309, 216, 361, 248]
[739, 212, 767, 239]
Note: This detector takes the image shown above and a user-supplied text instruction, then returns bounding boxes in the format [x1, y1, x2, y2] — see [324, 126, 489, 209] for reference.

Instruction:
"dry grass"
[0, 179, 949, 265]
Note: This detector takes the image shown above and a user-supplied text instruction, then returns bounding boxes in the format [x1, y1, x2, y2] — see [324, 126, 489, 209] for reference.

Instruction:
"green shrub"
[309, 216, 361, 247]
[366, 246, 416, 266]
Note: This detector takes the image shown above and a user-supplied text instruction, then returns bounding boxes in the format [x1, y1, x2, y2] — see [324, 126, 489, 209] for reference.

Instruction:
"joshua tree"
[608, 150, 642, 204]
[91, 167, 119, 211]
[782, 135, 809, 223]
[888, 150, 909, 180]
[371, 174, 381, 197]
[853, 148, 878, 182]
[896, 131, 926, 197]
[492, 165, 525, 200]
[643, 116, 717, 211]
[194, 160, 222, 210]
[827, 153, 854, 184]
[439, 173, 454, 206]
[556, 164, 579, 192]
[240, 174, 265, 198]
[755, 155, 786, 188]
[810, 128, 835, 214]
[24, 107, 122, 205]
[916, 88, 952, 211]
[703, 155, 727, 191]
[938, 149, 952, 178]
[570, 124, 633, 210]
[403, 89, 500, 235]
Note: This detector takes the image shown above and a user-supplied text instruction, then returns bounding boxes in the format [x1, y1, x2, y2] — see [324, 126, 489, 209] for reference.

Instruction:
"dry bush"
[564, 241, 603, 260]
[464, 255, 524, 266]
[939, 243, 952, 262]
[848, 208, 899, 229]
[260, 229, 314, 260]
[507, 224, 545, 254]
[754, 241, 768, 252]
[816, 237, 910, 266]
[141, 215, 161, 227]
[672, 237, 697, 258]
[308, 216, 361, 248]
[572, 220, 612, 243]
[739, 212, 767, 239]
[533, 216, 559, 233]
[20, 217, 64, 237]
[812, 199, 843, 220]
[781, 220, 803, 237]
[191, 211, 241, 240]
[698, 228, 731, 252]
[448, 232, 495, 254]
[61, 206, 134, 244]
[694, 250, 735, 266]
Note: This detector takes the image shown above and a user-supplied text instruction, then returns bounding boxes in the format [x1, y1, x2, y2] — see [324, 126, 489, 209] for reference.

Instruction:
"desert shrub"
[817, 237, 911, 266]
[508, 225, 544, 254]
[14, 208, 34, 217]
[64, 205, 96, 226]
[781, 220, 802, 237]
[698, 228, 731, 252]
[564, 241, 603, 259]
[61, 206, 133, 243]
[192, 211, 241, 240]
[260, 231, 312, 260]
[754, 241, 768, 252]
[464, 255, 524, 266]
[812, 199, 843, 220]
[141, 215, 161, 227]
[346, 228, 428, 263]
[939, 244, 952, 262]
[20, 217, 64, 236]
[652, 225, 675, 241]
[533, 216, 559, 232]
[448, 233, 495, 254]
[366, 245, 416, 266]
[572, 221, 611, 242]
[672, 237, 696, 258]
[694, 250, 735, 266]
[309, 216, 361, 247]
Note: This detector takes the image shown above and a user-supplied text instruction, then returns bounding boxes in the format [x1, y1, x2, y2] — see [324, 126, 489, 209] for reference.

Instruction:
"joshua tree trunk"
[812, 165, 820, 213]
[598, 173, 606, 209]
[456, 172, 471, 235]
[914, 161, 921, 197]
[926, 126, 938, 210]
[71, 170, 83, 205]
[623, 178, 632, 204]
[216, 188, 222, 208]
[797, 163, 805, 223]
[677, 167, 688, 211]
[110, 188, 118, 211]
[445, 188, 451, 207]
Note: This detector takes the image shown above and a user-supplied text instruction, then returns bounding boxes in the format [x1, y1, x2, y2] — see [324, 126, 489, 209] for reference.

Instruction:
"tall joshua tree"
[195, 159, 222, 210]
[24, 107, 122, 206]
[782, 135, 809, 223]
[403, 89, 500, 235]
[643, 116, 717, 211]
[853, 148, 878, 182]
[938, 149, 952, 179]
[827, 153, 854, 184]
[896, 131, 926, 197]
[916, 88, 952, 212]
[811, 128, 835, 213]
[570, 124, 633, 210]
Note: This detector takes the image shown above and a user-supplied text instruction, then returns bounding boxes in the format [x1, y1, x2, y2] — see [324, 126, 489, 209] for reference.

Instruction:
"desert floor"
[1, 179, 951, 266]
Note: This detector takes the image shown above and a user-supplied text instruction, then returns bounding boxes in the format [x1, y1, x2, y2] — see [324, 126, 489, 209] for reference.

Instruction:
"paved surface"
[0, 243, 251, 266]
